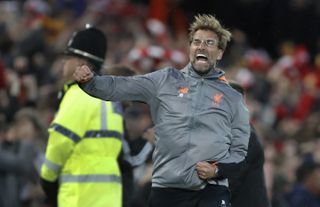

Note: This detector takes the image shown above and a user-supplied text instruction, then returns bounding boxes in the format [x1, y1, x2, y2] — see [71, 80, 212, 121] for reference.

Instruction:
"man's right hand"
[73, 65, 94, 83]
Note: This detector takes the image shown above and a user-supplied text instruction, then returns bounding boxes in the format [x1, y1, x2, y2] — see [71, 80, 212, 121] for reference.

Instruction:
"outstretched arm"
[74, 65, 162, 104]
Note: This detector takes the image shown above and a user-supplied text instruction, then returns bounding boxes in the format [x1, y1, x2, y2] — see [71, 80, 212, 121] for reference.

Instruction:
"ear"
[217, 50, 223, 60]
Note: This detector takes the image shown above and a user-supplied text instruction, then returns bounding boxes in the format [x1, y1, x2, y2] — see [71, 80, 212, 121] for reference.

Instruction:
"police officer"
[40, 25, 124, 207]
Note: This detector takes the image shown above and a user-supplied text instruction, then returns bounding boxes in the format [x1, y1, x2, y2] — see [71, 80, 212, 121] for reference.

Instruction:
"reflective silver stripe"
[100, 101, 107, 130]
[83, 130, 122, 140]
[60, 174, 121, 183]
[67, 48, 104, 63]
[51, 123, 81, 143]
[44, 159, 62, 174]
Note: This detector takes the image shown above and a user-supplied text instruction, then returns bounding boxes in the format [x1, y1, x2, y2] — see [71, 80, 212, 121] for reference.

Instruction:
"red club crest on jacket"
[213, 93, 223, 106]
[178, 87, 189, 97]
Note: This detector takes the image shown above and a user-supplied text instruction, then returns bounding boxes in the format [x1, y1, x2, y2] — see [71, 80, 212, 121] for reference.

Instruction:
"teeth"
[196, 54, 207, 58]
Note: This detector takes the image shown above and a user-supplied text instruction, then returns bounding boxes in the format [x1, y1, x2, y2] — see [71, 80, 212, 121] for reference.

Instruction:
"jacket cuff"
[40, 178, 58, 206]
[216, 160, 247, 180]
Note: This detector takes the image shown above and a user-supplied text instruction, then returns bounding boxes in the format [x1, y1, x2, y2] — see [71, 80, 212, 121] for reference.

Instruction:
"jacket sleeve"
[40, 90, 90, 183]
[217, 96, 250, 179]
[79, 70, 164, 104]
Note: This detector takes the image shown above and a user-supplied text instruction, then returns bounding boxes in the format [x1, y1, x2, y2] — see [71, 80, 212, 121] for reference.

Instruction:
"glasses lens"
[192, 39, 217, 47]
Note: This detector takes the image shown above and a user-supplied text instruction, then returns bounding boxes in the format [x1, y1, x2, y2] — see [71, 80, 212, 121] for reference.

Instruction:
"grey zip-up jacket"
[80, 64, 250, 190]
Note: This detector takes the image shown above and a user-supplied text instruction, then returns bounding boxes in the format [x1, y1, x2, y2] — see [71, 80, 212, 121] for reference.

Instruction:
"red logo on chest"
[179, 87, 189, 94]
[213, 93, 223, 106]
[178, 87, 189, 97]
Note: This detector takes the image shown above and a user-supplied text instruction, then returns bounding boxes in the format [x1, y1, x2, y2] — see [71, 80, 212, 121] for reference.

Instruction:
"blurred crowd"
[1, 0, 320, 206]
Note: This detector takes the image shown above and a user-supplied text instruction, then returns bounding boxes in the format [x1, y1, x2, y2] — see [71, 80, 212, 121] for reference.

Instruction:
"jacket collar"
[64, 81, 77, 92]
[57, 81, 77, 101]
[181, 63, 225, 79]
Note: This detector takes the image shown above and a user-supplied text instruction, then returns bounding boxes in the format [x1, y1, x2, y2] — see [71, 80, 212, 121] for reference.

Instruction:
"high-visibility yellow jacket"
[41, 83, 123, 207]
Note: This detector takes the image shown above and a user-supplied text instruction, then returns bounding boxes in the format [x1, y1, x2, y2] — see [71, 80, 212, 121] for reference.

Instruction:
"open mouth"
[196, 54, 208, 62]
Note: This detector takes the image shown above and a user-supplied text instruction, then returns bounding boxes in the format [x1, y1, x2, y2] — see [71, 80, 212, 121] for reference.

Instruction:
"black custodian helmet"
[64, 24, 107, 72]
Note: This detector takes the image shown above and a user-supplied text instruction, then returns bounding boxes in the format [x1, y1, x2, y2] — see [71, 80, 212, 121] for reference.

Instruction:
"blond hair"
[189, 14, 232, 51]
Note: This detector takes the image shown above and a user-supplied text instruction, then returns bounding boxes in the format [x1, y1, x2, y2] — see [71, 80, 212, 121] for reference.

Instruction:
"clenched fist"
[196, 161, 218, 180]
[73, 65, 94, 83]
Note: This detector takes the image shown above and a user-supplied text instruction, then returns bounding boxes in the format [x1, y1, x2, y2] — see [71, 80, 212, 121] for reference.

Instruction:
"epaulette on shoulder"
[218, 75, 229, 84]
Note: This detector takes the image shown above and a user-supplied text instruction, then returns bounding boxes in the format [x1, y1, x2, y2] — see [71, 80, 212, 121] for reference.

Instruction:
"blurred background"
[0, 0, 320, 206]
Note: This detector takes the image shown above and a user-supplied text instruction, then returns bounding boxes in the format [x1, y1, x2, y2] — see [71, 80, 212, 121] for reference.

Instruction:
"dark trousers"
[149, 184, 231, 207]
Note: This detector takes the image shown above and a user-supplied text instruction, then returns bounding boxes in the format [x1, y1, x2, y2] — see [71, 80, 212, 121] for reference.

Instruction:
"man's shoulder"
[167, 67, 185, 80]
[64, 84, 102, 104]
[218, 83, 243, 101]
[148, 67, 184, 82]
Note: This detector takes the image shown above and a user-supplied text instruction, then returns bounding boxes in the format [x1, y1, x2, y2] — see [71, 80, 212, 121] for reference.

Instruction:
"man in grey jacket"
[73, 14, 250, 207]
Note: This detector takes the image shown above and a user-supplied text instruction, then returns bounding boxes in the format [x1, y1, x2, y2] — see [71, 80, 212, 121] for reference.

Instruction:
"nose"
[197, 44, 206, 51]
